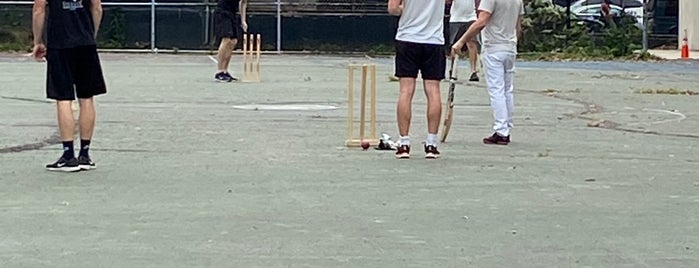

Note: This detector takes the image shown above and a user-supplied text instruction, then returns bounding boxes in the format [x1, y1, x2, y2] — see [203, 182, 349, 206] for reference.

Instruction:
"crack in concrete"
[0, 132, 62, 154]
[536, 90, 699, 139]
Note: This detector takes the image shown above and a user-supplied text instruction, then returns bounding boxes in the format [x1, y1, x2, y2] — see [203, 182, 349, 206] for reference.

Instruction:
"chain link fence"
[0, 0, 397, 52]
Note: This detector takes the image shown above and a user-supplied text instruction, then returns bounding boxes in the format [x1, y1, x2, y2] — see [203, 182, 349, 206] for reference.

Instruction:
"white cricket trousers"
[482, 50, 516, 137]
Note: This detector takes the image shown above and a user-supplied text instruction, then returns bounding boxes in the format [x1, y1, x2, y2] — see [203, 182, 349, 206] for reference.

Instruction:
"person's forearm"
[239, 0, 247, 21]
[460, 19, 485, 43]
[91, 2, 103, 37]
[32, 2, 45, 45]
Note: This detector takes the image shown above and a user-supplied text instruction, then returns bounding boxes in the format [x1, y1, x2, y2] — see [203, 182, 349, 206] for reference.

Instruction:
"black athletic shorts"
[214, 9, 242, 41]
[449, 21, 481, 52]
[46, 45, 107, 100]
[394, 40, 446, 80]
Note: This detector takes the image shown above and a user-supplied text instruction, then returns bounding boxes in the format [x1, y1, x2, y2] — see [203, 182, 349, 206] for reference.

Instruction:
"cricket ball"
[361, 141, 370, 150]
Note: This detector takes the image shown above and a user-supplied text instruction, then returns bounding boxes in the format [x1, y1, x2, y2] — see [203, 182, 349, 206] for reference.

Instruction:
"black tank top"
[46, 0, 96, 49]
[217, 0, 240, 14]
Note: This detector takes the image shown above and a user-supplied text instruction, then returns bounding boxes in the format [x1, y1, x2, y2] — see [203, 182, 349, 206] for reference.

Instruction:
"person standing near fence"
[214, 0, 248, 82]
[452, 0, 524, 145]
[32, 0, 107, 172]
[388, 0, 445, 159]
[450, 0, 480, 81]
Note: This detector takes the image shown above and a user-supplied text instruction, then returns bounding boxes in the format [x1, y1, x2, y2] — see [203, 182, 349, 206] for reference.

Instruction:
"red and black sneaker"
[395, 145, 410, 159]
[424, 145, 440, 159]
[483, 132, 510, 145]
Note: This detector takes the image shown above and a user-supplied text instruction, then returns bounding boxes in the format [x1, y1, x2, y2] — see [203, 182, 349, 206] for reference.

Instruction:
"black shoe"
[215, 72, 233, 82]
[424, 145, 440, 159]
[483, 132, 510, 145]
[395, 145, 410, 159]
[46, 157, 80, 172]
[78, 155, 96, 170]
[469, 72, 480, 82]
[225, 72, 239, 81]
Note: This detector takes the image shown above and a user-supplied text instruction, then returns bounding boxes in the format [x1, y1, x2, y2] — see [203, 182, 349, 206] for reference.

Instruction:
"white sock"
[426, 133, 438, 146]
[399, 136, 410, 146]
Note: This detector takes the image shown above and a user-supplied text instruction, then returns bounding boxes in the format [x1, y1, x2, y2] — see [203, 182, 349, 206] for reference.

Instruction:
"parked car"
[555, 0, 644, 22]
[572, 3, 643, 26]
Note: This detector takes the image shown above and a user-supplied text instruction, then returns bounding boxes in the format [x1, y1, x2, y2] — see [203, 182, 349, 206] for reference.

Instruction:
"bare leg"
[466, 40, 479, 74]
[56, 100, 75, 142]
[423, 79, 442, 134]
[217, 37, 238, 72]
[397, 77, 416, 136]
[78, 98, 95, 140]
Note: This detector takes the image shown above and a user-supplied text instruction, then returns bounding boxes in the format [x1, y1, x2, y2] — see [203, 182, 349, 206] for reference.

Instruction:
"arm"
[516, 15, 522, 40]
[239, 0, 248, 32]
[475, 0, 481, 17]
[32, 0, 47, 61]
[387, 0, 402, 16]
[90, 0, 103, 38]
[452, 11, 490, 55]
[516, 1, 523, 40]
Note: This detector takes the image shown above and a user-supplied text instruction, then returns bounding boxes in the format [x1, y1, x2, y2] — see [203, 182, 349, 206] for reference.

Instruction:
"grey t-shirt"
[479, 0, 524, 53]
[395, 0, 445, 45]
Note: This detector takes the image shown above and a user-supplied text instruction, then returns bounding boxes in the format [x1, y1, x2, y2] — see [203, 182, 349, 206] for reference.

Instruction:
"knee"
[220, 38, 234, 49]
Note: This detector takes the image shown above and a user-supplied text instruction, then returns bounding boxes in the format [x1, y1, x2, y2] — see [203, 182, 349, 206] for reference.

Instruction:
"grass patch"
[518, 51, 663, 62]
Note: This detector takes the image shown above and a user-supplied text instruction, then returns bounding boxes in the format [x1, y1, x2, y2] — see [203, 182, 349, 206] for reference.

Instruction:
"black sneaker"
[483, 132, 510, 145]
[469, 72, 479, 82]
[424, 145, 440, 159]
[46, 157, 80, 172]
[215, 72, 232, 82]
[78, 155, 96, 170]
[225, 72, 239, 81]
[395, 145, 410, 159]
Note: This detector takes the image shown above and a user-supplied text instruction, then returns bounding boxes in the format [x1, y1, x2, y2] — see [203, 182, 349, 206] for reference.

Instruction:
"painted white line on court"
[208, 55, 218, 64]
[626, 108, 687, 127]
[232, 104, 337, 111]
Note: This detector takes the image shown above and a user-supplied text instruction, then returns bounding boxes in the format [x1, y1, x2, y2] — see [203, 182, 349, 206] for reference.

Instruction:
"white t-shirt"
[450, 0, 477, 23]
[479, 0, 525, 53]
[395, 0, 445, 45]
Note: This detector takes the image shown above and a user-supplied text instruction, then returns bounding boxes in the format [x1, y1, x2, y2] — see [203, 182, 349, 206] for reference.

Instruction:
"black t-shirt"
[47, 0, 96, 49]
[217, 0, 240, 14]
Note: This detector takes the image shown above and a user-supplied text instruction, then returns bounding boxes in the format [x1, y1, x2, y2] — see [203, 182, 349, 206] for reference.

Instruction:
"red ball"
[361, 141, 370, 150]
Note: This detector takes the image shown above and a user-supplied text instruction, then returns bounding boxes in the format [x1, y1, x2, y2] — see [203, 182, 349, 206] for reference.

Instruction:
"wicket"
[345, 64, 378, 147]
[242, 33, 261, 82]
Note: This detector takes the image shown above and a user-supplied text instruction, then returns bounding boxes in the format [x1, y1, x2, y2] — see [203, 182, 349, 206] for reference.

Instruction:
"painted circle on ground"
[232, 104, 338, 111]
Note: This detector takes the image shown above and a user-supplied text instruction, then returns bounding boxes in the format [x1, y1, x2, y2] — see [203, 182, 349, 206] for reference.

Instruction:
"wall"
[679, 0, 699, 50]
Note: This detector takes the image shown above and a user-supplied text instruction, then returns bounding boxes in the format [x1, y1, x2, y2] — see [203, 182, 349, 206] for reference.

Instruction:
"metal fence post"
[276, 0, 281, 53]
[642, 0, 648, 52]
[151, 0, 156, 52]
[205, 0, 210, 46]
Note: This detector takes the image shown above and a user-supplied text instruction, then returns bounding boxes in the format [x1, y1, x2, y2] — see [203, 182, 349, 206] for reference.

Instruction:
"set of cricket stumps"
[231, 35, 445, 150]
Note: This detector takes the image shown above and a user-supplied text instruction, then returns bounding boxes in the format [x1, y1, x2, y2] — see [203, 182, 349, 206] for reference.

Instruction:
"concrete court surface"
[0, 53, 698, 267]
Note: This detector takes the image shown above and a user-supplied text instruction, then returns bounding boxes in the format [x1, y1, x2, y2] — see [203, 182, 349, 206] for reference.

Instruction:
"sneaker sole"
[483, 140, 509, 145]
[79, 165, 96, 171]
[425, 153, 440, 159]
[395, 154, 410, 159]
[46, 166, 81, 172]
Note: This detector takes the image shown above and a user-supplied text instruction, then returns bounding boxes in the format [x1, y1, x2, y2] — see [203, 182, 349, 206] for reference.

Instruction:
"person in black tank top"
[32, 0, 107, 172]
[213, 0, 248, 82]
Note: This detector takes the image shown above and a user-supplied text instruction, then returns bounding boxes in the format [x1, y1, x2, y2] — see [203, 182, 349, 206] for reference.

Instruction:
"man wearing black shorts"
[388, 0, 445, 159]
[33, 0, 107, 172]
[214, 0, 248, 82]
[449, 0, 480, 81]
